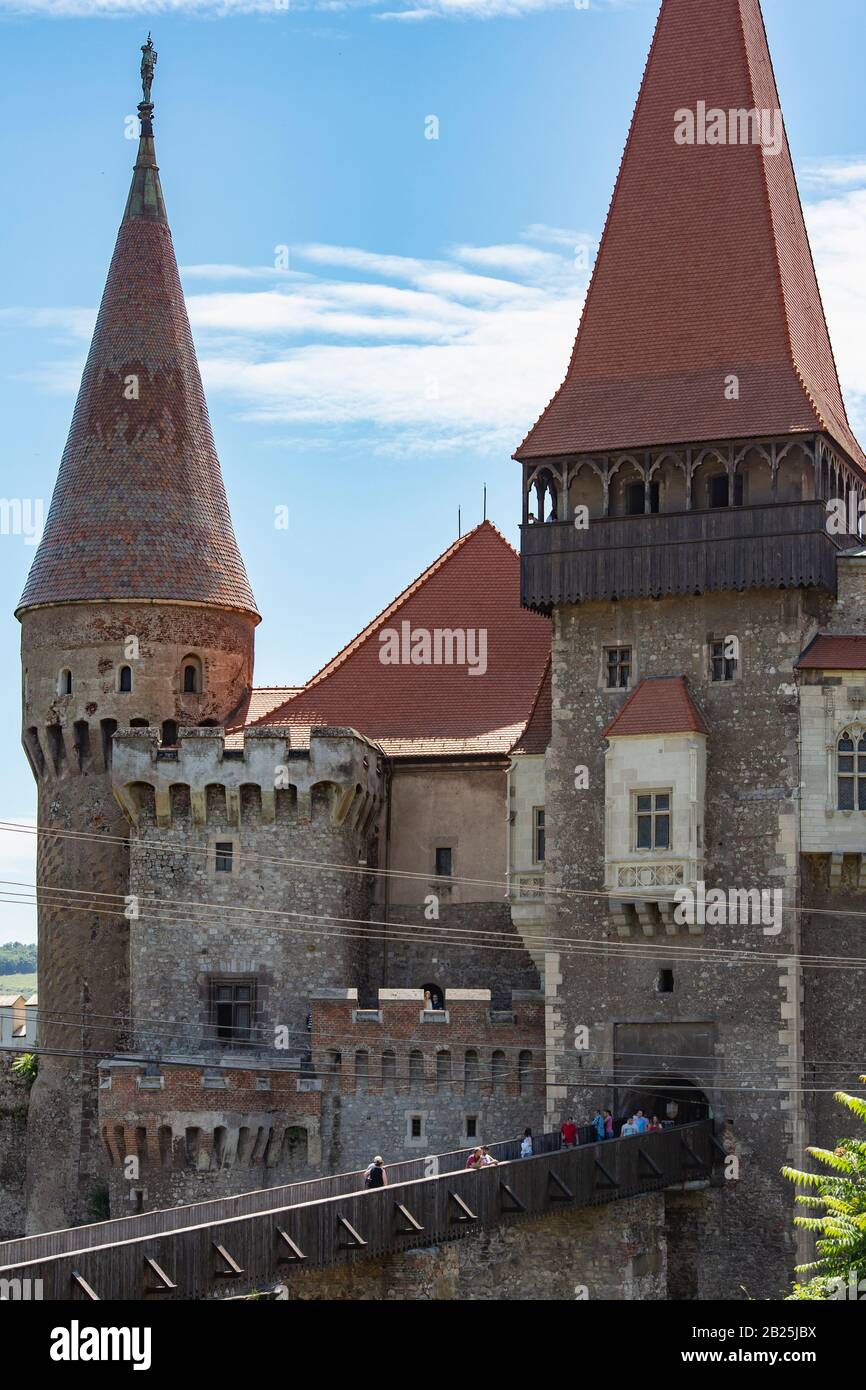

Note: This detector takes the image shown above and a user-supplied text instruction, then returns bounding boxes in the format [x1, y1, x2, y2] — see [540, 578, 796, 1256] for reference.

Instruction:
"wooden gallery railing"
[0, 1121, 717, 1301]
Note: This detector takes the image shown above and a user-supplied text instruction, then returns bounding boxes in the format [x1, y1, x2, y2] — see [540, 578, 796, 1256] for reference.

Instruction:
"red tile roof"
[240, 522, 551, 757]
[602, 676, 708, 739]
[516, 0, 865, 469]
[18, 114, 258, 618]
[795, 635, 866, 671]
[511, 657, 551, 755]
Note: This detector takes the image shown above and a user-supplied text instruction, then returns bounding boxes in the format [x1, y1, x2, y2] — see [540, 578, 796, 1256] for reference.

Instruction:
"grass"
[0, 973, 37, 994]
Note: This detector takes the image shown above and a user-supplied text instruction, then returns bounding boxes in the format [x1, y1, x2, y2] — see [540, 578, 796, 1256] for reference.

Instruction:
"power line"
[3, 881, 866, 974]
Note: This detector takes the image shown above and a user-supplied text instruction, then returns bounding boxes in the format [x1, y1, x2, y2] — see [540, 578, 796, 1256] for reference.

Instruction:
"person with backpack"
[364, 1155, 388, 1188]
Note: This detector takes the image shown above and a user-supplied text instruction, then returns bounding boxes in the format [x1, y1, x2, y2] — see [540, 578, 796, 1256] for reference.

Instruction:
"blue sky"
[2, 0, 866, 941]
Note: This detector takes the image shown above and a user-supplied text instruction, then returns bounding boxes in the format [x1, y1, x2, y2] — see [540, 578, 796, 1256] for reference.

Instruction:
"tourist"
[620, 1118, 637, 1137]
[648, 1115, 662, 1133]
[423, 990, 433, 1011]
[591, 1109, 605, 1142]
[633, 1110, 649, 1135]
[364, 1155, 388, 1188]
[478, 1146, 499, 1167]
[466, 1146, 483, 1169]
[520, 1128, 533, 1158]
[604, 1110, 614, 1139]
[560, 1115, 578, 1149]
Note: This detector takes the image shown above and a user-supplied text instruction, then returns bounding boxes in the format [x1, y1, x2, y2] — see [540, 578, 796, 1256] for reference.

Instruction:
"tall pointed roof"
[516, 0, 865, 470]
[17, 42, 258, 619]
[237, 522, 551, 757]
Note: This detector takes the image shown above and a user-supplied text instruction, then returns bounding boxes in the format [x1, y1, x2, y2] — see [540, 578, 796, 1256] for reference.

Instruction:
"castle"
[11, 0, 866, 1300]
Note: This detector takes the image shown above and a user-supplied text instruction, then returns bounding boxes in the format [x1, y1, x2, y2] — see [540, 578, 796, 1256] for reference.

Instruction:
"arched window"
[436, 1050, 452, 1092]
[381, 1050, 396, 1092]
[118, 665, 132, 692]
[518, 1050, 533, 1096]
[58, 668, 73, 695]
[491, 1050, 507, 1094]
[837, 729, 866, 810]
[182, 655, 202, 695]
[409, 1049, 425, 1090]
[464, 1049, 479, 1091]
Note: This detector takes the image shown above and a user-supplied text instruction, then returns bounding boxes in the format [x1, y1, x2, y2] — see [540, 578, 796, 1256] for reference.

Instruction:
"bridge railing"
[0, 1124, 579, 1269]
[0, 1121, 716, 1301]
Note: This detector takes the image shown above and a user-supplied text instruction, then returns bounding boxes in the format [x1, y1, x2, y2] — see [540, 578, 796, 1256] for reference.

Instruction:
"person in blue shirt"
[591, 1109, 606, 1142]
[633, 1110, 650, 1134]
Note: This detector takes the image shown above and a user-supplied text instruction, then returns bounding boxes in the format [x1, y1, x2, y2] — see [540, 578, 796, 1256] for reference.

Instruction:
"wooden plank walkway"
[0, 1122, 716, 1301]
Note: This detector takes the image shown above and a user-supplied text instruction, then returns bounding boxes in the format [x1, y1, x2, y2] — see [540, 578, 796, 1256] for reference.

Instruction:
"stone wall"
[312, 987, 545, 1171]
[0, 1058, 29, 1240]
[98, 1061, 323, 1212]
[544, 586, 827, 1299]
[271, 1192, 667, 1300]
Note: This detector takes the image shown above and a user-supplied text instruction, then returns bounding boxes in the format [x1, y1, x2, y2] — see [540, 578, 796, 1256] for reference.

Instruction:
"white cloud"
[802, 158, 866, 189]
[804, 184, 866, 434]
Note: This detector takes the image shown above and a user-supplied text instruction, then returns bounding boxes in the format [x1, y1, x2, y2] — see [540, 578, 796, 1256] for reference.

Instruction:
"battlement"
[311, 987, 545, 1097]
[112, 724, 384, 831]
[97, 1059, 323, 1174]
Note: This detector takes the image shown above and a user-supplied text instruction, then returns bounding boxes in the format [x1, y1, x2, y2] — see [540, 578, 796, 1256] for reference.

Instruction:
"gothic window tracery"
[836, 728, 866, 810]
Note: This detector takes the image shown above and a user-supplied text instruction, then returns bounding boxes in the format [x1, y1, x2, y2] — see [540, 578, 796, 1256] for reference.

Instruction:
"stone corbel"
[829, 852, 844, 890]
[154, 788, 171, 829]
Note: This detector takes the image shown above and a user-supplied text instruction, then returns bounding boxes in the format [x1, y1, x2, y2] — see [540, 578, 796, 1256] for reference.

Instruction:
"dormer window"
[118, 665, 132, 693]
[635, 792, 671, 850]
[837, 730, 866, 810]
[58, 668, 73, 696]
[181, 655, 202, 695]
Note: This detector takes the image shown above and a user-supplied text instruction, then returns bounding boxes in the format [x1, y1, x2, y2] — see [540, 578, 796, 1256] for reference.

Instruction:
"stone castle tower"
[517, 0, 866, 1297]
[16, 56, 259, 1231]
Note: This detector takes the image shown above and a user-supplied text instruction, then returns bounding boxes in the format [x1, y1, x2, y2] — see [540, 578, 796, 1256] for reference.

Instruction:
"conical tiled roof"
[17, 55, 258, 619]
[516, 0, 865, 470]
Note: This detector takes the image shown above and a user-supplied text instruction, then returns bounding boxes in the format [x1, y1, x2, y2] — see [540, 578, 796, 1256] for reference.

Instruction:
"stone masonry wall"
[545, 587, 829, 1300]
[271, 1192, 667, 1300]
[98, 1061, 323, 1213]
[0, 1058, 29, 1239]
[312, 988, 545, 1171]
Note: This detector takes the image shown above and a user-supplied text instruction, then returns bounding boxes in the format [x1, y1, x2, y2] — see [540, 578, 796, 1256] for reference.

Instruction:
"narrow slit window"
[533, 807, 546, 863]
[118, 665, 132, 692]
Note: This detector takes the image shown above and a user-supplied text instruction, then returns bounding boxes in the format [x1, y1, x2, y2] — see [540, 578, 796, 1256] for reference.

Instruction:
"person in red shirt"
[560, 1116, 578, 1149]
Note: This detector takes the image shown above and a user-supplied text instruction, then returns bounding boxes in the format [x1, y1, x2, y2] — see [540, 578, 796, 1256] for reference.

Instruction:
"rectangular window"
[710, 638, 737, 683]
[435, 846, 453, 877]
[626, 482, 644, 516]
[215, 841, 234, 873]
[605, 646, 632, 690]
[466, 1115, 478, 1139]
[410, 1116, 422, 1139]
[211, 981, 254, 1042]
[634, 792, 671, 851]
[533, 807, 546, 864]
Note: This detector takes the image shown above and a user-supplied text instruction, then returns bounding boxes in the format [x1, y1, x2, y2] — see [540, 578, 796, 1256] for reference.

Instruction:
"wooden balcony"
[520, 500, 859, 610]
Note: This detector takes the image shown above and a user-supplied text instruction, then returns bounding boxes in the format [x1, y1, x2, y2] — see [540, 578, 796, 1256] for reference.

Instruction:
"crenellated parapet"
[97, 1059, 323, 1174]
[311, 987, 545, 1098]
[112, 724, 384, 833]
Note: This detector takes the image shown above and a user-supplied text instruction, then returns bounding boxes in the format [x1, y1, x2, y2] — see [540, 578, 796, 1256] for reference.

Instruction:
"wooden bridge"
[0, 1121, 718, 1300]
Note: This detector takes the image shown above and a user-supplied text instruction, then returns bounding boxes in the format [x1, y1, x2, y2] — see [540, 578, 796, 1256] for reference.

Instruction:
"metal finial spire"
[140, 33, 157, 107]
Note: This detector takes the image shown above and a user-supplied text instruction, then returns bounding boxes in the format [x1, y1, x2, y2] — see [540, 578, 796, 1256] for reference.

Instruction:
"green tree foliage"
[782, 1076, 866, 1299]
[0, 941, 37, 974]
[11, 1051, 38, 1087]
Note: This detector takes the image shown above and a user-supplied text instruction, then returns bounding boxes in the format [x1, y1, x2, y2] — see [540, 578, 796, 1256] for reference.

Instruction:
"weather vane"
[140, 33, 157, 106]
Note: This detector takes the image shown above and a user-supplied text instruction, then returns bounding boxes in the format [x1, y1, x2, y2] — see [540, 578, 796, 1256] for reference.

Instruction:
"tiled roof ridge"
[512, 0, 664, 463]
[246, 521, 514, 725]
[509, 654, 552, 754]
[795, 633, 866, 668]
[601, 674, 708, 739]
[738, 0, 865, 468]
